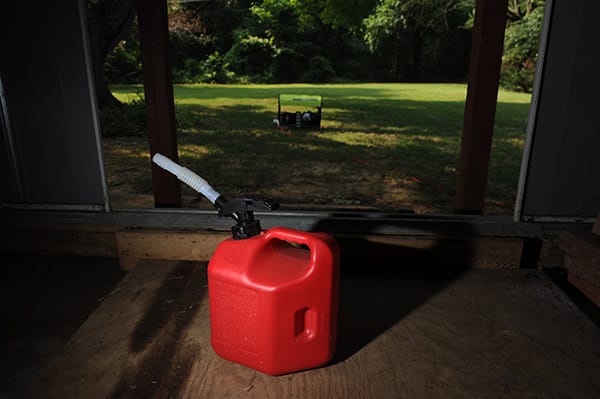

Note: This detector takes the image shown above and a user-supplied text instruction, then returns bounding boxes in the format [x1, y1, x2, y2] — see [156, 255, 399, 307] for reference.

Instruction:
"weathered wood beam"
[560, 228, 600, 307]
[137, 0, 181, 207]
[0, 222, 527, 271]
[455, 0, 509, 214]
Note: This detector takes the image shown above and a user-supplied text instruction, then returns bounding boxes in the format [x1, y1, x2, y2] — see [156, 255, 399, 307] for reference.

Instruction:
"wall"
[517, 0, 600, 220]
[0, 0, 107, 210]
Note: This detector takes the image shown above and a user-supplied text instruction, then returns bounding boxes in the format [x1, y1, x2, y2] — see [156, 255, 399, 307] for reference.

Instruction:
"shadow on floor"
[544, 266, 600, 329]
[0, 255, 125, 398]
[312, 217, 474, 364]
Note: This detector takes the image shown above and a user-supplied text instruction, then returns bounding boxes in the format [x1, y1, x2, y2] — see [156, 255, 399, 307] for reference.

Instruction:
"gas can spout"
[152, 153, 279, 239]
[152, 153, 221, 204]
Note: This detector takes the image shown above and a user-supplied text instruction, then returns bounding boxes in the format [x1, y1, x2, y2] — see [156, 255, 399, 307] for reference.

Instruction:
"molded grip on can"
[152, 153, 220, 204]
[263, 227, 334, 265]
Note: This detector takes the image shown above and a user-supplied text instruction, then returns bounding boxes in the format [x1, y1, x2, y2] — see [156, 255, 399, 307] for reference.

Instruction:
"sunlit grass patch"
[105, 83, 531, 213]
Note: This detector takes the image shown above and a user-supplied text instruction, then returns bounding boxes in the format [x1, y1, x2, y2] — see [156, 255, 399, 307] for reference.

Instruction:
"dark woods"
[90, 0, 544, 109]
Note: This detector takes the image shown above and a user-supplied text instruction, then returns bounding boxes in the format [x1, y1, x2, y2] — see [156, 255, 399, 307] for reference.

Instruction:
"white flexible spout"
[152, 153, 220, 204]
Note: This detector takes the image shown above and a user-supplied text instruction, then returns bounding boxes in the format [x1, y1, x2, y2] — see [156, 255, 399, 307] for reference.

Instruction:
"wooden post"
[454, 0, 508, 214]
[137, 0, 181, 207]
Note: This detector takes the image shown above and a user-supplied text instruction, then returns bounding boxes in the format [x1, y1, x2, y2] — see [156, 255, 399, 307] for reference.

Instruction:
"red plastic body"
[208, 227, 340, 375]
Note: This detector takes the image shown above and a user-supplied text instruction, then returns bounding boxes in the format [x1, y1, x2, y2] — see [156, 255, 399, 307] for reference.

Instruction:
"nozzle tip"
[152, 153, 179, 175]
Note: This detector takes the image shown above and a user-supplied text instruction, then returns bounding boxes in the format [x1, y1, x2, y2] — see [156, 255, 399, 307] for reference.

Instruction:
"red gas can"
[208, 227, 340, 375]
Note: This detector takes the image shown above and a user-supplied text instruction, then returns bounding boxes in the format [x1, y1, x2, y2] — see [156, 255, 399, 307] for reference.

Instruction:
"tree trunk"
[411, 33, 422, 81]
[394, 47, 401, 81]
[393, 31, 403, 81]
[86, 0, 136, 110]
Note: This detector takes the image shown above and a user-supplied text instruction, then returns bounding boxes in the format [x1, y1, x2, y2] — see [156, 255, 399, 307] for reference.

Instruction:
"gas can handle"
[264, 227, 335, 265]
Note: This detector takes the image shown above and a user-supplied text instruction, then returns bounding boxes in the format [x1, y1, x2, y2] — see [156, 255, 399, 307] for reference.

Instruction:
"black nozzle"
[214, 196, 279, 239]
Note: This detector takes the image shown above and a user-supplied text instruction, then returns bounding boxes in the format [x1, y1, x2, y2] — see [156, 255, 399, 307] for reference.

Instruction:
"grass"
[103, 83, 531, 213]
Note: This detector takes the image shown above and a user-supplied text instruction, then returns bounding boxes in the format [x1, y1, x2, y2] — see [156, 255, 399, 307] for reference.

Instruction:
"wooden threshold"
[0, 208, 574, 270]
[0, 223, 529, 270]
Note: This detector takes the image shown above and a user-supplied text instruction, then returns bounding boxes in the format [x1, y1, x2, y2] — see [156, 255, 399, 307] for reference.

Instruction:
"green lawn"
[104, 83, 531, 213]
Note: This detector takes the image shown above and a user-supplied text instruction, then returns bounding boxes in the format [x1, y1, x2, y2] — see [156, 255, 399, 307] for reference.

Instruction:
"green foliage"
[363, 0, 402, 52]
[507, 0, 545, 21]
[168, 1, 219, 79]
[181, 0, 252, 52]
[273, 47, 307, 82]
[250, 0, 292, 28]
[224, 36, 277, 81]
[101, 0, 543, 87]
[169, 30, 216, 77]
[301, 55, 336, 82]
[501, 3, 545, 92]
[104, 38, 141, 84]
[324, 33, 374, 82]
[99, 94, 147, 137]
[364, 0, 471, 50]
[172, 58, 199, 83]
[273, 0, 378, 33]
[198, 52, 236, 84]
[251, 0, 316, 38]
[169, 52, 237, 84]
[363, 0, 473, 80]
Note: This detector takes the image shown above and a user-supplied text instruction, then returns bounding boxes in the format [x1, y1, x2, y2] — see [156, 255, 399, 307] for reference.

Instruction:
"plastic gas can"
[150, 153, 340, 375]
[208, 227, 340, 375]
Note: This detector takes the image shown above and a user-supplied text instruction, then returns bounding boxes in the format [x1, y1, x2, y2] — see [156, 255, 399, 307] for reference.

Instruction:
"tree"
[293, 0, 378, 31]
[87, 0, 136, 109]
[507, 0, 542, 21]
[363, 0, 472, 81]
[247, 0, 340, 82]
[501, 0, 545, 92]
[100, 0, 477, 85]
[180, 0, 252, 53]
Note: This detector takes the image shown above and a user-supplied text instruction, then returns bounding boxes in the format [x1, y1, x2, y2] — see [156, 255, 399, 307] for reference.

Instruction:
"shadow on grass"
[174, 85, 393, 101]
[105, 88, 530, 212]
[113, 84, 395, 102]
